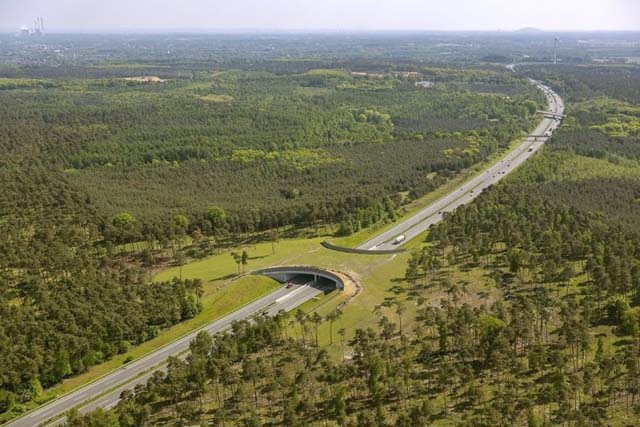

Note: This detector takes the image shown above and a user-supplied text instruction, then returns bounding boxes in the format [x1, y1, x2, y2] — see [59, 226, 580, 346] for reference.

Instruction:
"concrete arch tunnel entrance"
[252, 267, 345, 315]
[254, 266, 344, 291]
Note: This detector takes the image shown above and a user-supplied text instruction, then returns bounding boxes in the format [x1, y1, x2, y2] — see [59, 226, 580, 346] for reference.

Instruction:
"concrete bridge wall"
[254, 266, 344, 290]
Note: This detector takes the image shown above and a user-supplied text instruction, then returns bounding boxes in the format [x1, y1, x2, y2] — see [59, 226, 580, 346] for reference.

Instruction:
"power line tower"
[554, 37, 559, 64]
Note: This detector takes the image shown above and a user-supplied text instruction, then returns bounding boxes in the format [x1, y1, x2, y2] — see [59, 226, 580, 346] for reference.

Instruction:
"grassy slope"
[157, 237, 413, 356]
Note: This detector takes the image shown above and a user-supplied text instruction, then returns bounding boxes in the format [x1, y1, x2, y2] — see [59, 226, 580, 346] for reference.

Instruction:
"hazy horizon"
[1, 0, 639, 33]
[4, 28, 640, 35]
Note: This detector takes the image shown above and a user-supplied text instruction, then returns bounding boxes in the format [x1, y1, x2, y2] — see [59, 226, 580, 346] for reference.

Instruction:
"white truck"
[392, 234, 406, 245]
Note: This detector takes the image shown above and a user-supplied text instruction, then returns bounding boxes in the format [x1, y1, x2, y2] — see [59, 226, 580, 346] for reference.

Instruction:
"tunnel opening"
[282, 274, 335, 295]
[253, 266, 344, 292]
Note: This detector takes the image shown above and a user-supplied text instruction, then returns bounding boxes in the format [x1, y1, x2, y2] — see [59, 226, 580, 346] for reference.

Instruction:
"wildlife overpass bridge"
[537, 110, 566, 119]
[254, 266, 345, 290]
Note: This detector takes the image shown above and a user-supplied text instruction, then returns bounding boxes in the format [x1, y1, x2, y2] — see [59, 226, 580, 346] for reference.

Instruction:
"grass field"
[157, 236, 415, 358]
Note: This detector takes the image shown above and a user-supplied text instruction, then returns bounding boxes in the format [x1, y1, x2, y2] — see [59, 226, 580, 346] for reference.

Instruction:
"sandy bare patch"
[123, 76, 166, 83]
[330, 270, 359, 298]
[350, 71, 387, 78]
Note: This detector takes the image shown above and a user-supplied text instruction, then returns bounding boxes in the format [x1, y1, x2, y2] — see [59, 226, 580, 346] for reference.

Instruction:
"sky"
[1, 0, 639, 33]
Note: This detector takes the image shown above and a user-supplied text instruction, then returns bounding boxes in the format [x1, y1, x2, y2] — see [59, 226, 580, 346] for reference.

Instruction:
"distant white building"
[415, 81, 434, 88]
[19, 26, 30, 37]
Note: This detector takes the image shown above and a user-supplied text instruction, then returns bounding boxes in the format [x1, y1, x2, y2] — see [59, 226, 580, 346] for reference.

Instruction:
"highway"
[5, 279, 322, 427]
[4, 80, 563, 427]
[358, 80, 564, 251]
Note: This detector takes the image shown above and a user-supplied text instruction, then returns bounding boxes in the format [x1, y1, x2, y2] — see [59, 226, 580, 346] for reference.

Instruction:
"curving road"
[358, 80, 564, 251]
[4, 278, 323, 427]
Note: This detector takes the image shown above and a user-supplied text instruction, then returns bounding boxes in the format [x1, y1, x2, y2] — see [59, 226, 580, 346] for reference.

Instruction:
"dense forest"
[514, 64, 640, 231]
[63, 181, 640, 426]
[2, 32, 640, 426]
[0, 35, 548, 422]
[0, 150, 205, 418]
[0, 65, 542, 244]
[63, 54, 640, 426]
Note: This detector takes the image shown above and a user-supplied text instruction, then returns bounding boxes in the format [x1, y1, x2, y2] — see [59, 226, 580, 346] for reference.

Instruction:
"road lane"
[358, 81, 564, 251]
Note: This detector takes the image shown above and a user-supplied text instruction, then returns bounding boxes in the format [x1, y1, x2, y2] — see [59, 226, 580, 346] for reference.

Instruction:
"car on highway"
[392, 234, 406, 244]
[286, 282, 293, 289]
[528, 147, 533, 152]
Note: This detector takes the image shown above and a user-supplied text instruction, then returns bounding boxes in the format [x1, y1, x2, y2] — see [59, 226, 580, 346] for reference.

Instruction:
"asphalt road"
[358, 80, 564, 251]
[5, 279, 322, 427]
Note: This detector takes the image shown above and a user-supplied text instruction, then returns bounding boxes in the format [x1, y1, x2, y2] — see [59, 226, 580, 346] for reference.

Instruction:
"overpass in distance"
[537, 110, 566, 118]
